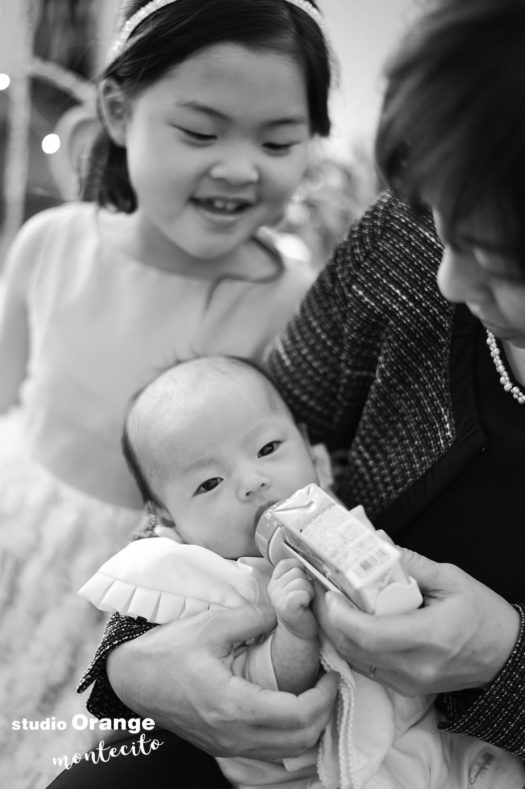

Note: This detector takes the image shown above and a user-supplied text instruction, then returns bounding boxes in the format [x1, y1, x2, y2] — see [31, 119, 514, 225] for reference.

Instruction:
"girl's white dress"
[0, 201, 314, 788]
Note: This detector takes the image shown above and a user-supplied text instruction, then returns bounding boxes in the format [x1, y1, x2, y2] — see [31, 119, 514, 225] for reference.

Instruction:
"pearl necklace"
[485, 330, 525, 405]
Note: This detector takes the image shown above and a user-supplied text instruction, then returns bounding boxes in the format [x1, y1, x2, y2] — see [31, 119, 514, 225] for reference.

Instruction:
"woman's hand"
[107, 603, 338, 759]
[313, 547, 521, 696]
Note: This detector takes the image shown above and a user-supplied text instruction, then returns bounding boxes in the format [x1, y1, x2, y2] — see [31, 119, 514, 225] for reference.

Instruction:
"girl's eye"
[263, 142, 295, 154]
[258, 440, 282, 458]
[176, 126, 216, 142]
[194, 477, 222, 495]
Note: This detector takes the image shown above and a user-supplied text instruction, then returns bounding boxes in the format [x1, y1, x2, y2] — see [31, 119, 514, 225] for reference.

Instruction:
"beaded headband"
[108, 0, 325, 63]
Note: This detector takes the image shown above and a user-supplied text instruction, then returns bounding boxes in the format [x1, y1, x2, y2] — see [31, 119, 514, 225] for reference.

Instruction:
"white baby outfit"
[80, 536, 525, 789]
[0, 201, 313, 787]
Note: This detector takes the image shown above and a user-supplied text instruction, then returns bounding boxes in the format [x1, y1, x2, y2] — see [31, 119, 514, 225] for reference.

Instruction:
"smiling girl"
[0, 0, 332, 783]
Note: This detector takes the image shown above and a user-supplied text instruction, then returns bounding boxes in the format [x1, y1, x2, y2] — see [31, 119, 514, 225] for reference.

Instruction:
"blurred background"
[0, 0, 419, 270]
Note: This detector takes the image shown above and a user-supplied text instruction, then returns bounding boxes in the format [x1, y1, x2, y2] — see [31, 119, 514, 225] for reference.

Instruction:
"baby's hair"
[82, 0, 332, 211]
[375, 0, 525, 273]
[122, 354, 290, 507]
[122, 396, 156, 506]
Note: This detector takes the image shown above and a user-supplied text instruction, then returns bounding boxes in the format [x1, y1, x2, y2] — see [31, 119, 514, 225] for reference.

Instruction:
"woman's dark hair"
[375, 0, 525, 272]
[82, 0, 331, 212]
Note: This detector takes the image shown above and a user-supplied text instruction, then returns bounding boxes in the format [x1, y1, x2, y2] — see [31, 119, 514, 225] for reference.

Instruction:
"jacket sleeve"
[77, 612, 157, 719]
[439, 603, 525, 758]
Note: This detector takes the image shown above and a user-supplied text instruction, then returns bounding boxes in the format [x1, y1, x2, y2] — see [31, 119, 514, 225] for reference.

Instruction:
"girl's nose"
[437, 246, 491, 306]
[238, 473, 269, 500]
[210, 146, 259, 186]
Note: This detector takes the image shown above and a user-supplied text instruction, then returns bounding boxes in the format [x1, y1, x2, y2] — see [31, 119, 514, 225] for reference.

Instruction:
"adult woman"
[272, 0, 525, 754]
[49, 0, 525, 786]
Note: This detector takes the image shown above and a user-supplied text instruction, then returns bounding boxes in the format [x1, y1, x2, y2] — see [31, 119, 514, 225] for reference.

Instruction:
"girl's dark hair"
[82, 0, 331, 212]
[375, 0, 525, 273]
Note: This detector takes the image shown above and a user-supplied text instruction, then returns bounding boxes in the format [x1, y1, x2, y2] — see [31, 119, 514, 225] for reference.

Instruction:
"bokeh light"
[41, 133, 61, 155]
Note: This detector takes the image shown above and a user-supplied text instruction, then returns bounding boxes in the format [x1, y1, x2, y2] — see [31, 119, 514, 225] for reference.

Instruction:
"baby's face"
[154, 372, 318, 558]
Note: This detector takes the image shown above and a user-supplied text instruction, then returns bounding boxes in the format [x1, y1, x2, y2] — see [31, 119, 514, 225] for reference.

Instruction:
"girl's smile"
[190, 195, 255, 225]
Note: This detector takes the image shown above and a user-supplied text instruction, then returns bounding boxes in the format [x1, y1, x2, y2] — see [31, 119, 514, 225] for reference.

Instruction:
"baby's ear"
[298, 424, 334, 490]
[310, 443, 334, 490]
[147, 503, 184, 543]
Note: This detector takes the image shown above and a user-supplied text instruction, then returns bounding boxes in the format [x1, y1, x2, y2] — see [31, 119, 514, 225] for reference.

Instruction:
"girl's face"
[433, 206, 525, 348]
[110, 43, 311, 268]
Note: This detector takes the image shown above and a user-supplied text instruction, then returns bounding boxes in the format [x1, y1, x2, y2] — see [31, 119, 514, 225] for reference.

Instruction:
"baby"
[80, 357, 525, 789]
[120, 355, 323, 698]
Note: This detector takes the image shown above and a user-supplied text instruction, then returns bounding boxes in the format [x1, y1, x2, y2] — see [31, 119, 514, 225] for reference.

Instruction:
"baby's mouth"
[192, 197, 252, 216]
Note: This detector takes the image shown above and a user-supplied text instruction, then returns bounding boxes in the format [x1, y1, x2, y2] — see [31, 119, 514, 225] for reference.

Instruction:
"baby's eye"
[194, 477, 222, 495]
[258, 441, 282, 458]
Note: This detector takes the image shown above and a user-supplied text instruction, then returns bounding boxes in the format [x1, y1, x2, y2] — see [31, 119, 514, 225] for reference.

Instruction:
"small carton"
[256, 483, 421, 615]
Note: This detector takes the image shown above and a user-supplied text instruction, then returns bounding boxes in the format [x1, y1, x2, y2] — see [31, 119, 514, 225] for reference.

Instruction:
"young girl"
[0, 0, 331, 783]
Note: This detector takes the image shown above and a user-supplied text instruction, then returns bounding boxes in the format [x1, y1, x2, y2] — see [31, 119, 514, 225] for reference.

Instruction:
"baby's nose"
[239, 476, 269, 500]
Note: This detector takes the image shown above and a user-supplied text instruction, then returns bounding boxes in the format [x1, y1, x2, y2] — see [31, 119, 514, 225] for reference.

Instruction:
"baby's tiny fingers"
[271, 558, 303, 580]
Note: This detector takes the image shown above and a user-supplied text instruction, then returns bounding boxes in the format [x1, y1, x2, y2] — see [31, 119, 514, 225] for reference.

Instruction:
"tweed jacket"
[80, 192, 525, 759]
[267, 190, 525, 758]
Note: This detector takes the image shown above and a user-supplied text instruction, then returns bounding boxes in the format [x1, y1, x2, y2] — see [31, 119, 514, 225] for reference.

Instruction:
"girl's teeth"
[200, 198, 244, 213]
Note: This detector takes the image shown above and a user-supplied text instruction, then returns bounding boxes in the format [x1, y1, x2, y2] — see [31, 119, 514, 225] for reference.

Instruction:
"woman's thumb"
[212, 604, 277, 645]
[398, 546, 444, 590]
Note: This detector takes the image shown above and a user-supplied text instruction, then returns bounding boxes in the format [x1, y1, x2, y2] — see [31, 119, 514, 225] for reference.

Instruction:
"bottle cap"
[255, 510, 290, 565]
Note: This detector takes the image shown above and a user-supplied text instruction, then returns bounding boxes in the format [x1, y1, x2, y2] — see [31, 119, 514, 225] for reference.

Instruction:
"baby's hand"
[268, 559, 318, 640]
